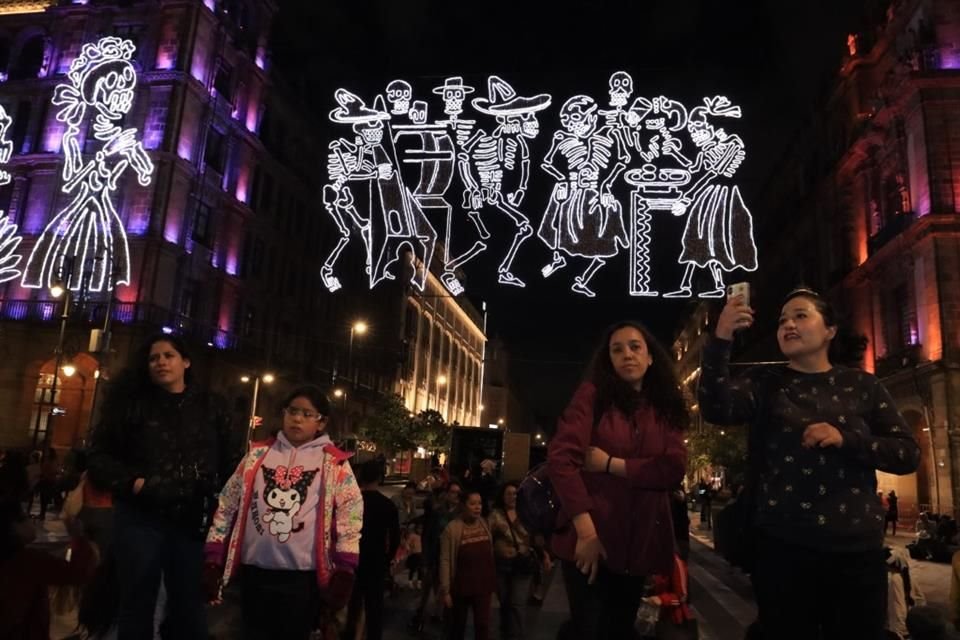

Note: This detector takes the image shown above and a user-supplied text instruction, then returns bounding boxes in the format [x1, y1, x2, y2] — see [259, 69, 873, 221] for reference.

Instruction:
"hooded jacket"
[204, 434, 363, 588]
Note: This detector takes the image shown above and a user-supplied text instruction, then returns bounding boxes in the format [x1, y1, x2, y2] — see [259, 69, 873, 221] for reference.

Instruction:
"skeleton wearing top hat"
[322, 89, 437, 292]
[459, 76, 552, 287]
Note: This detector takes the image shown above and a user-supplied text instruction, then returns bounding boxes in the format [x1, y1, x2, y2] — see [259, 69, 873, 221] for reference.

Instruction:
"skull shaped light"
[559, 95, 599, 139]
[608, 71, 633, 108]
[386, 79, 413, 115]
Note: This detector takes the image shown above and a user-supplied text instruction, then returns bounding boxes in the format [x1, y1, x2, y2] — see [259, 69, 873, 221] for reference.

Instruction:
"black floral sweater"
[699, 337, 920, 552]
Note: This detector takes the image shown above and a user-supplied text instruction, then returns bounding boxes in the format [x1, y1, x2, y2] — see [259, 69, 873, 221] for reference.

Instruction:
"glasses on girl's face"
[284, 406, 322, 421]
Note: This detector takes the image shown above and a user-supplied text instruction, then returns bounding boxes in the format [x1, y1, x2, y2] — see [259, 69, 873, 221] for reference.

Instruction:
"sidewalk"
[690, 512, 954, 616]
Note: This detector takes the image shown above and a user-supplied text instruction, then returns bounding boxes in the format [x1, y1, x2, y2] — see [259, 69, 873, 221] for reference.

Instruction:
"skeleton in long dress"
[661, 96, 756, 299]
[0, 105, 21, 284]
[22, 37, 153, 293]
[538, 95, 629, 298]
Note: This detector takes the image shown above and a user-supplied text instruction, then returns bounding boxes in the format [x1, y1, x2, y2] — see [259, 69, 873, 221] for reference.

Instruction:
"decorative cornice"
[0, 0, 54, 15]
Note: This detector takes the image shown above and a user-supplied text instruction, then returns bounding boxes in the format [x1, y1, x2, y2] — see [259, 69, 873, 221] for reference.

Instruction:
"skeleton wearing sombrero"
[322, 89, 437, 292]
[458, 76, 552, 287]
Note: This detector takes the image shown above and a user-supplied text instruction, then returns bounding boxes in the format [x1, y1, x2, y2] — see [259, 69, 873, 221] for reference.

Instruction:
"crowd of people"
[0, 284, 952, 640]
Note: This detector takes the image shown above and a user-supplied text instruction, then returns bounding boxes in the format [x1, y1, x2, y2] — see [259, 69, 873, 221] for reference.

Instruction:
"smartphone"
[727, 282, 750, 306]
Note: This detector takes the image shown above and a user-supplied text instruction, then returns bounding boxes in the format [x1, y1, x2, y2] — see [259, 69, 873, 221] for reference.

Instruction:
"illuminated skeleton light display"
[324, 72, 760, 299]
[0, 105, 20, 284]
[22, 36, 154, 293]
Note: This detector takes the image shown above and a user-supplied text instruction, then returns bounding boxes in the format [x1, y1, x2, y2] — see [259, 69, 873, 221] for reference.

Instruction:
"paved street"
[40, 503, 954, 639]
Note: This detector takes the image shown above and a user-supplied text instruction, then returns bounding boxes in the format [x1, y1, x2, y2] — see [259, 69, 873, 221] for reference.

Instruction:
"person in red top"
[548, 320, 688, 638]
[0, 499, 96, 640]
[439, 490, 497, 640]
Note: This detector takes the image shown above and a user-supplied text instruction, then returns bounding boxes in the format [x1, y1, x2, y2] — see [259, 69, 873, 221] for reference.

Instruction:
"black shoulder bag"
[716, 371, 777, 573]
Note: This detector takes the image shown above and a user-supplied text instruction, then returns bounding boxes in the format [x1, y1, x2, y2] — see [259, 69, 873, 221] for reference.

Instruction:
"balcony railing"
[874, 343, 924, 378]
[868, 211, 916, 255]
[0, 298, 246, 353]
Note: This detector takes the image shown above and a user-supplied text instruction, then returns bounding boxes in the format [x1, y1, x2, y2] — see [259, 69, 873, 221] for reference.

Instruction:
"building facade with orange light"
[693, 0, 960, 520]
[0, 0, 487, 454]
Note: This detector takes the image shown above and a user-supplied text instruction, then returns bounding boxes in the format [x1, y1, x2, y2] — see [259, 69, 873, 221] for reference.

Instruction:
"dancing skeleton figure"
[459, 76, 551, 287]
[428, 76, 489, 295]
[538, 95, 629, 298]
[22, 37, 153, 293]
[322, 90, 437, 292]
[0, 105, 22, 284]
[662, 96, 756, 298]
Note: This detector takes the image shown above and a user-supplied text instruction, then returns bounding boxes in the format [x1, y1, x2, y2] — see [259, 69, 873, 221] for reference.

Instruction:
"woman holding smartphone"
[700, 287, 920, 639]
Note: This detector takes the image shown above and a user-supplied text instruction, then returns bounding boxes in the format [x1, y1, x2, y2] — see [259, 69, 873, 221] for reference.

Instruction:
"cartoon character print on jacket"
[260, 464, 319, 543]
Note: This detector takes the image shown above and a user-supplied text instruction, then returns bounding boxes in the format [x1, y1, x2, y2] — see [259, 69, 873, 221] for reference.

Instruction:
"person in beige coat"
[438, 490, 496, 640]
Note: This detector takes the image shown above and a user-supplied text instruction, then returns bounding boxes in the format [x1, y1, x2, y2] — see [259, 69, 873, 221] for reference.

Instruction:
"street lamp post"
[347, 320, 368, 389]
[242, 372, 274, 448]
[33, 264, 75, 450]
[333, 388, 348, 433]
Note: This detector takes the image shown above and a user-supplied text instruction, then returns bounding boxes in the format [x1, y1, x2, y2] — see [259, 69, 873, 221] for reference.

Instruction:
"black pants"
[241, 565, 318, 640]
[752, 534, 887, 640]
[560, 560, 645, 639]
[346, 567, 387, 640]
[113, 505, 206, 640]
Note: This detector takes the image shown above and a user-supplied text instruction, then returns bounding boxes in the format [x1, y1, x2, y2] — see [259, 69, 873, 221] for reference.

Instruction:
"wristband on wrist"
[605, 455, 613, 474]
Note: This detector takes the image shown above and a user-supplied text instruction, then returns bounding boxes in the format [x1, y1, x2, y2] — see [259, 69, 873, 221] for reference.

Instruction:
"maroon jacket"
[548, 382, 686, 576]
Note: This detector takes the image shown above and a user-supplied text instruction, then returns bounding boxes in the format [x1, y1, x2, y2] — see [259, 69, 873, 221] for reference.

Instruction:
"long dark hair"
[98, 333, 195, 424]
[782, 288, 867, 367]
[587, 321, 689, 431]
[493, 481, 519, 511]
[113, 332, 195, 393]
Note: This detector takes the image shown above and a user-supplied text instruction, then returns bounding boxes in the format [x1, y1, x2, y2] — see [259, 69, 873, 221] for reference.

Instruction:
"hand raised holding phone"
[716, 283, 754, 340]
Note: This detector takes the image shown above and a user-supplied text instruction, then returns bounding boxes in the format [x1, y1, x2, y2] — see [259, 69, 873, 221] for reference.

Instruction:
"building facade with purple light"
[0, 0, 487, 452]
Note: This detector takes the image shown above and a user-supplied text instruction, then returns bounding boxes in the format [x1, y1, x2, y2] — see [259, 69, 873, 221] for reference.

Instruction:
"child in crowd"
[204, 385, 363, 640]
[406, 523, 423, 588]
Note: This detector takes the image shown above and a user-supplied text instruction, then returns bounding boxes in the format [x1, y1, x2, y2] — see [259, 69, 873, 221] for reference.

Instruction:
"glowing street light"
[347, 320, 369, 388]
[333, 388, 344, 398]
[242, 372, 275, 447]
[61, 362, 76, 378]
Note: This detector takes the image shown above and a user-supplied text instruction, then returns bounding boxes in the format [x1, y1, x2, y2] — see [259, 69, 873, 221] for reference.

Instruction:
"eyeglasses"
[284, 407, 323, 421]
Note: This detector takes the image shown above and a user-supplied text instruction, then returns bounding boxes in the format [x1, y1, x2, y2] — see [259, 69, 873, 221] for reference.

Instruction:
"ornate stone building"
[0, 0, 485, 451]
[681, 0, 960, 520]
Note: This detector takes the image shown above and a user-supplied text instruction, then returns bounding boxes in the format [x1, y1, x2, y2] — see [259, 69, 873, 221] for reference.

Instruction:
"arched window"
[29, 372, 62, 442]
[10, 35, 44, 80]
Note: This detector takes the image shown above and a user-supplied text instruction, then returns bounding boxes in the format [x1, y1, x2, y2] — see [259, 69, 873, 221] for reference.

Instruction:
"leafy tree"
[356, 394, 415, 453]
[686, 423, 749, 487]
[410, 409, 450, 452]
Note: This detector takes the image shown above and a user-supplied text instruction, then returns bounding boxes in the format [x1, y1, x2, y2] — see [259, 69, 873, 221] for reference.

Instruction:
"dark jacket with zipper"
[87, 383, 238, 537]
[548, 382, 687, 576]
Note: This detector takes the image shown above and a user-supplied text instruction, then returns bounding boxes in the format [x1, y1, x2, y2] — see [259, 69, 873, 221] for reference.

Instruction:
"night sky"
[271, 0, 870, 425]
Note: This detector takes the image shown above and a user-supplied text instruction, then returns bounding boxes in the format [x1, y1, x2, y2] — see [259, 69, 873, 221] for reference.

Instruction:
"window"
[180, 283, 197, 318]
[113, 24, 144, 50]
[143, 88, 170, 150]
[204, 129, 227, 174]
[192, 202, 213, 245]
[29, 373, 62, 441]
[250, 238, 264, 277]
[883, 283, 917, 354]
[213, 61, 233, 101]
[11, 101, 30, 152]
[11, 35, 44, 80]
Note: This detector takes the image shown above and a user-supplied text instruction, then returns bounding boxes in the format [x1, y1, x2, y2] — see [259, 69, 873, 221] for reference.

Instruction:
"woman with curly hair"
[548, 320, 688, 637]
